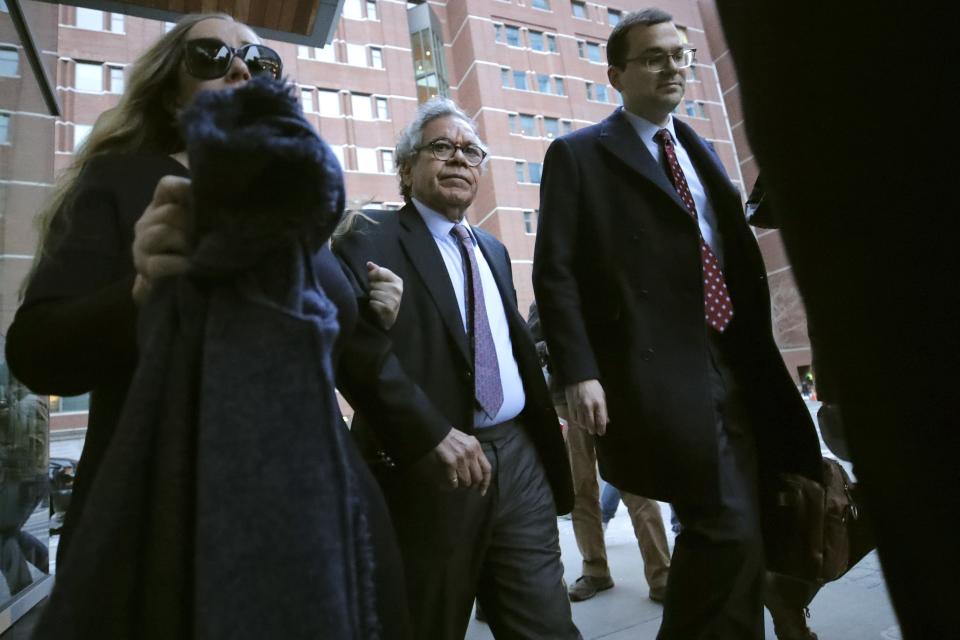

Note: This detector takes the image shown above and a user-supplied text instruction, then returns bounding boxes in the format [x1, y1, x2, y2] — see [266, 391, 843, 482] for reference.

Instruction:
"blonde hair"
[23, 13, 235, 293]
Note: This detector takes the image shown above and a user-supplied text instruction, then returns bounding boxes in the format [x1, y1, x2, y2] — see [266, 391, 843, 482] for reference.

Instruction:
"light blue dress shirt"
[412, 198, 526, 427]
[621, 108, 724, 264]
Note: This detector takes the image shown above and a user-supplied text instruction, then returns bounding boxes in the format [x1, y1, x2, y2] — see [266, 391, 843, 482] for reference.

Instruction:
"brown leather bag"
[766, 458, 875, 582]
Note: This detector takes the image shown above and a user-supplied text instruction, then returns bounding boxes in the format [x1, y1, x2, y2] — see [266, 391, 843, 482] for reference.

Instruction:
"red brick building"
[4, 0, 783, 428]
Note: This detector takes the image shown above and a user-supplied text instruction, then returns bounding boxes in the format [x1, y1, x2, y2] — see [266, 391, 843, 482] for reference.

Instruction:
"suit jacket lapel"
[598, 109, 688, 214]
[473, 231, 515, 311]
[673, 118, 741, 211]
[398, 205, 472, 366]
[474, 230, 534, 368]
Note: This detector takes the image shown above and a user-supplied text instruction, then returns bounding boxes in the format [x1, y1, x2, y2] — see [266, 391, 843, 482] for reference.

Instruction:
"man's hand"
[132, 176, 193, 305]
[565, 379, 609, 436]
[433, 428, 492, 495]
[367, 261, 403, 330]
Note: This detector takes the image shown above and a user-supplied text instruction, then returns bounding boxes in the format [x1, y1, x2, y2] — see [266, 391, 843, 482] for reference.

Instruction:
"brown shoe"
[648, 586, 667, 603]
[568, 575, 614, 602]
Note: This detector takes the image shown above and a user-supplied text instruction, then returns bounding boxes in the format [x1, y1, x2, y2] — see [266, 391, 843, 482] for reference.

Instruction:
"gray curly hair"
[395, 97, 488, 202]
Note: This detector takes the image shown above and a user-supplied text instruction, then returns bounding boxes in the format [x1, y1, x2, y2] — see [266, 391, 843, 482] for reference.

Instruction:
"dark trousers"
[381, 421, 580, 640]
[658, 335, 765, 640]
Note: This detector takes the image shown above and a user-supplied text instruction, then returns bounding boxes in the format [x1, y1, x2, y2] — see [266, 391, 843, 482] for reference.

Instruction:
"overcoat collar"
[598, 108, 736, 217]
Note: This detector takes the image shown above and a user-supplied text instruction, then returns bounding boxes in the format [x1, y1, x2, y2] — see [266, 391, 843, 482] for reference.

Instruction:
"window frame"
[74, 8, 104, 31]
[351, 92, 374, 120]
[0, 47, 19, 77]
[74, 61, 104, 93]
[0, 112, 10, 144]
[317, 88, 342, 117]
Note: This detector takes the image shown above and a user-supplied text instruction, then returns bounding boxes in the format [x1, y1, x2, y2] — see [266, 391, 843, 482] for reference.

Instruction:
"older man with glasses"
[533, 8, 822, 640]
[333, 97, 578, 640]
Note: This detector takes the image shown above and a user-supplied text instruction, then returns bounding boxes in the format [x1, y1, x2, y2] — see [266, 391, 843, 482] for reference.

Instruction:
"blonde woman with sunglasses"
[6, 14, 408, 637]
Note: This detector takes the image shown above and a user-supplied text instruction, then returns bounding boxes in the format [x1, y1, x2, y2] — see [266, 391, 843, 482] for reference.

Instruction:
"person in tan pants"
[527, 301, 670, 603]
[558, 404, 671, 602]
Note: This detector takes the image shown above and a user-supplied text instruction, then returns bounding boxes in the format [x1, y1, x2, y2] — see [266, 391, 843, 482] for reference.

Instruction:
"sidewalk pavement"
[467, 400, 902, 640]
[467, 502, 900, 640]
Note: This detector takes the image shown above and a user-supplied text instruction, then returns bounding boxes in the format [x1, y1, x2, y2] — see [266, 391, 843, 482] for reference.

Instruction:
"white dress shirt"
[621, 108, 724, 264]
[413, 198, 526, 427]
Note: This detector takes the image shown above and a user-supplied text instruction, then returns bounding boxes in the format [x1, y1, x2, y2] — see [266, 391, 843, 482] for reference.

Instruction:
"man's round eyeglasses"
[624, 47, 696, 73]
[416, 138, 487, 167]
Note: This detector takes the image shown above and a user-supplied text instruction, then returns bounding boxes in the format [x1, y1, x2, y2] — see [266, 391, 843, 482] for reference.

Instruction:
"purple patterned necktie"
[451, 224, 504, 419]
[655, 128, 734, 332]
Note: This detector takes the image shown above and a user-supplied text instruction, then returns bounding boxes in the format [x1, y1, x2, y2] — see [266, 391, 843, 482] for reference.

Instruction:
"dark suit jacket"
[533, 108, 820, 510]
[332, 205, 574, 534]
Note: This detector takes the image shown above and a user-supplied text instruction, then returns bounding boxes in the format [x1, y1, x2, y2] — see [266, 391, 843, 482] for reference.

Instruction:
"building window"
[561, 120, 573, 135]
[546, 34, 557, 53]
[554, 76, 566, 96]
[351, 93, 374, 119]
[519, 113, 536, 136]
[529, 30, 545, 51]
[595, 84, 609, 102]
[74, 8, 103, 30]
[543, 117, 560, 138]
[506, 25, 521, 47]
[301, 44, 337, 63]
[318, 45, 337, 63]
[532, 0, 550, 9]
[585, 81, 593, 101]
[370, 47, 383, 69]
[74, 61, 103, 92]
[687, 65, 698, 81]
[523, 210, 535, 233]
[109, 13, 124, 33]
[356, 147, 379, 173]
[513, 70, 527, 91]
[0, 47, 18, 77]
[608, 9, 622, 26]
[343, 0, 363, 19]
[528, 162, 543, 184]
[537, 74, 551, 94]
[508, 113, 518, 133]
[346, 43, 367, 66]
[301, 88, 314, 112]
[73, 123, 92, 151]
[515, 161, 526, 183]
[586, 42, 602, 63]
[317, 89, 341, 116]
[571, 1, 587, 19]
[410, 25, 449, 104]
[494, 23, 503, 43]
[49, 393, 90, 413]
[366, 0, 379, 20]
[0, 113, 9, 144]
[381, 149, 395, 173]
[330, 144, 346, 169]
[108, 66, 124, 93]
[501, 68, 511, 88]
[376, 97, 389, 120]
[684, 100, 707, 118]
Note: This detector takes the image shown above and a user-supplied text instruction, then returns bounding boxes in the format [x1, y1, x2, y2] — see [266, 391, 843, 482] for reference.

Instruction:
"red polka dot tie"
[655, 128, 734, 332]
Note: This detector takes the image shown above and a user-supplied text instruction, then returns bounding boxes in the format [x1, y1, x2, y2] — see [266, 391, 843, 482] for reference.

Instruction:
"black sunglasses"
[183, 38, 283, 81]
